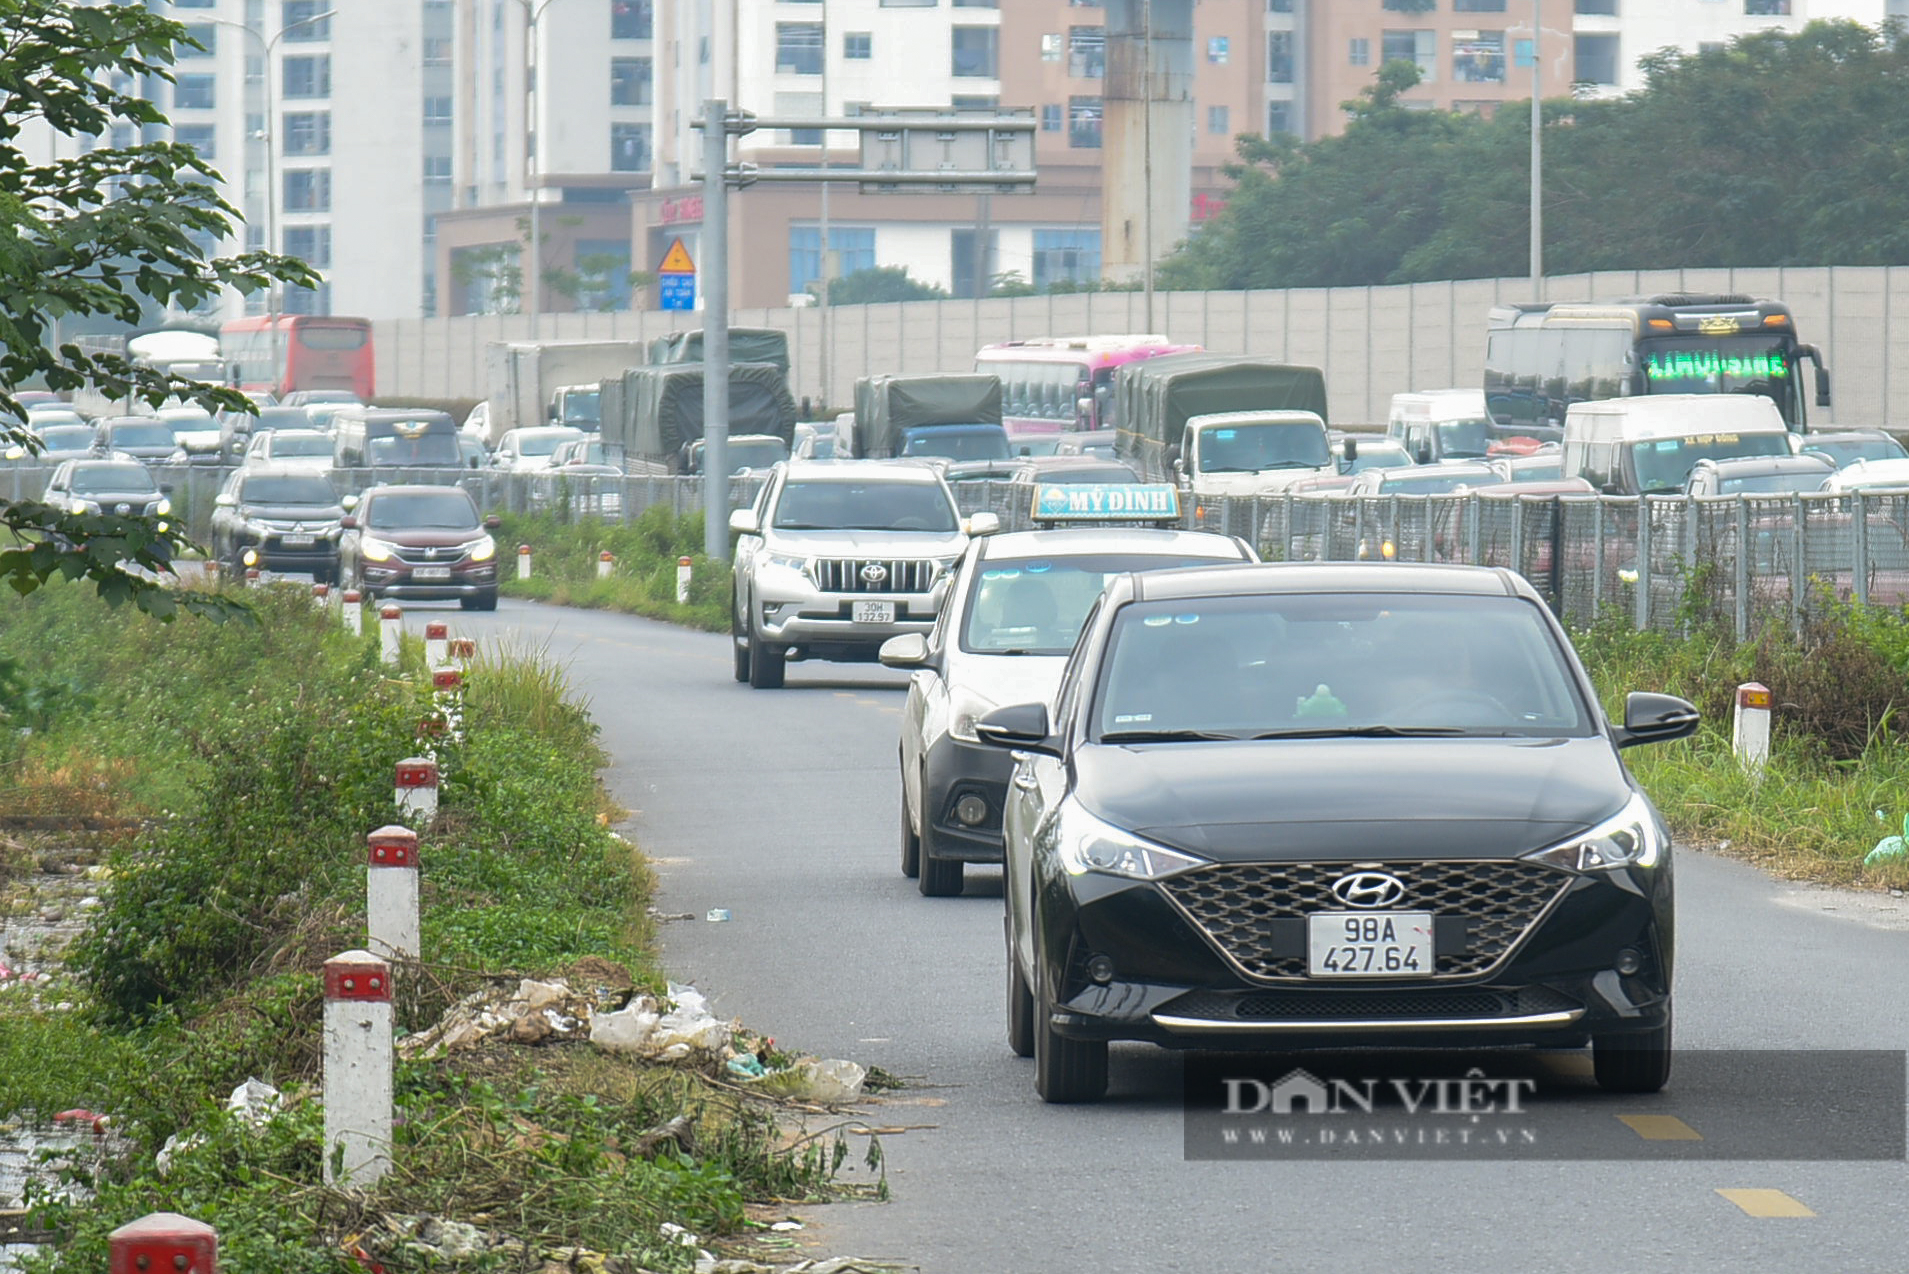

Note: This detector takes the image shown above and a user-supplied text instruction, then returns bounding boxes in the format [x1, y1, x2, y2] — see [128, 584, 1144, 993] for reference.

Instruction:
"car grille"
[391, 544, 470, 565]
[1163, 985, 1581, 1022]
[807, 558, 938, 594]
[1160, 859, 1570, 982]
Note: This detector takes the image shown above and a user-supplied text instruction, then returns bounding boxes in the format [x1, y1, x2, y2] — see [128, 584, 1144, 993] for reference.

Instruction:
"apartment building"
[1571, 0, 1902, 99]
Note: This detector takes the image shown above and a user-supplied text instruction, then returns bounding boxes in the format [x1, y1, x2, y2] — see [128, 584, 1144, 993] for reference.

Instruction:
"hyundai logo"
[1330, 871, 1407, 909]
[860, 563, 888, 584]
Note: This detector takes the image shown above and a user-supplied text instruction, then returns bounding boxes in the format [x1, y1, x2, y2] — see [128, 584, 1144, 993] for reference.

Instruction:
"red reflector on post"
[424, 621, 448, 640]
[324, 952, 392, 1003]
[394, 759, 439, 788]
[366, 825, 419, 868]
[1737, 683, 1772, 710]
[432, 668, 463, 691]
[109, 1213, 218, 1274]
[450, 638, 476, 659]
[380, 604, 402, 620]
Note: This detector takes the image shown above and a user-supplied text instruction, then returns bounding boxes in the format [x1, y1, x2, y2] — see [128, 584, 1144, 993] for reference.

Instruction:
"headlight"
[470, 536, 496, 562]
[1521, 791, 1664, 873]
[69, 499, 90, 515]
[155, 497, 171, 516]
[764, 551, 811, 573]
[360, 537, 396, 563]
[155, 519, 170, 533]
[1054, 799, 1208, 881]
[949, 686, 999, 744]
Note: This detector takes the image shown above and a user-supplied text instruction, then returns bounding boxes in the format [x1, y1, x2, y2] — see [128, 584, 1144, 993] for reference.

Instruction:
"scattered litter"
[650, 910, 697, 922]
[695, 1260, 775, 1274]
[727, 1052, 768, 1080]
[741, 1058, 867, 1104]
[590, 984, 732, 1061]
[706, 908, 732, 923]
[399, 978, 594, 1058]
[226, 1077, 282, 1126]
[770, 1220, 805, 1232]
[781, 1259, 917, 1274]
[1863, 812, 1909, 868]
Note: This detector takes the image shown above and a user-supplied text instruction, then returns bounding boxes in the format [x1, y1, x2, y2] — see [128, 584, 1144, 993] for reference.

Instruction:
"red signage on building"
[659, 195, 704, 226]
[1191, 192, 1228, 222]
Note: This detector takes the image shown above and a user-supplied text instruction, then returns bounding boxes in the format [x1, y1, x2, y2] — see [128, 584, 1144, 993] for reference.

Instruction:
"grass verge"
[0, 580, 873, 1270]
[497, 508, 730, 632]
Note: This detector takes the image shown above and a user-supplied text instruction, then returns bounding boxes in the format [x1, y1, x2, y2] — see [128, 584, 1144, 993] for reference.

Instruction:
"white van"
[1174, 410, 1333, 500]
[1386, 389, 1493, 463]
[1563, 394, 1792, 495]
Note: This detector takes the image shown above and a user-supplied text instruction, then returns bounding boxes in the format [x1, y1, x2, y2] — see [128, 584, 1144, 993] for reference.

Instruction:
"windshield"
[772, 480, 958, 533]
[1435, 418, 1492, 458]
[963, 554, 1239, 656]
[111, 423, 176, 448]
[366, 491, 479, 531]
[1630, 432, 1791, 494]
[1196, 423, 1330, 474]
[252, 408, 311, 431]
[71, 464, 157, 495]
[40, 426, 93, 452]
[518, 432, 576, 458]
[368, 433, 461, 466]
[271, 433, 333, 458]
[1094, 593, 1590, 741]
[242, 475, 337, 505]
[1804, 436, 1907, 467]
[903, 429, 1011, 462]
[1508, 457, 1564, 481]
[558, 390, 600, 425]
[1339, 442, 1412, 474]
[731, 439, 789, 470]
[1015, 436, 1064, 457]
[1378, 468, 1504, 494]
[1642, 336, 1792, 401]
[163, 411, 216, 431]
[1718, 471, 1829, 495]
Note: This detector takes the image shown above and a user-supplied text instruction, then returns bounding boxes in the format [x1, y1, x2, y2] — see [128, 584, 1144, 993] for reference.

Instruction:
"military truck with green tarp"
[599, 362, 797, 472]
[648, 328, 791, 377]
[1112, 353, 1333, 495]
[850, 373, 1010, 461]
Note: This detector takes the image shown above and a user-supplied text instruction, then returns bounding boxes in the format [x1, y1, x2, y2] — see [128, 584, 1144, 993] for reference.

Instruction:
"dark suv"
[209, 464, 348, 581]
[339, 484, 500, 610]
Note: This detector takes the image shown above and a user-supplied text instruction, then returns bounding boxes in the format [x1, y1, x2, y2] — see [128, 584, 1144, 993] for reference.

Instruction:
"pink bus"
[975, 335, 1200, 437]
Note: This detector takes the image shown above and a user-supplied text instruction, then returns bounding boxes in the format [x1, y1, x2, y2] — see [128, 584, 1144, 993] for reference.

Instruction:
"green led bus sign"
[1644, 350, 1789, 385]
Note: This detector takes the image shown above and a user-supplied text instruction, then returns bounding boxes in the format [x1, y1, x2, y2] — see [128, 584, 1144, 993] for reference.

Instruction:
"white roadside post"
[1733, 682, 1772, 777]
[432, 667, 465, 741]
[379, 604, 403, 666]
[322, 949, 393, 1187]
[311, 582, 330, 611]
[517, 544, 532, 580]
[394, 757, 439, 823]
[342, 589, 363, 636]
[676, 555, 692, 604]
[597, 549, 614, 579]
[365, 825, 420, 963]
[449, 636, 476, 668]
[109, 1213, 218, 1274]
[424, 620, 449, 670]
[245, 567, 261, 589]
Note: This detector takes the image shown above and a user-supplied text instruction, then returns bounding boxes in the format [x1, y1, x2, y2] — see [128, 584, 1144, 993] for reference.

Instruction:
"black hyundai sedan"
[978, 562, 1698, 1103]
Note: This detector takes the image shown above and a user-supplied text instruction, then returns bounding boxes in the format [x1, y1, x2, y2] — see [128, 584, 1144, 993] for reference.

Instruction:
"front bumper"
[922, 733, 1014, 862]
[752, 576, 950, 661]
[237, 533, 342, 573]
[1033, 857, 1672, 1049]
[361, 560, 497, 599]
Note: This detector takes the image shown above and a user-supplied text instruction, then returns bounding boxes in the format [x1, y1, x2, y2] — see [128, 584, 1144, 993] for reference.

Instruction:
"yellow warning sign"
[658, 238, 695, 274]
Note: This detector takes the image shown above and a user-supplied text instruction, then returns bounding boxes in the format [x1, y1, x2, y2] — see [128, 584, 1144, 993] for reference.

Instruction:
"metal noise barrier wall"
[10, 460, 1907, 638]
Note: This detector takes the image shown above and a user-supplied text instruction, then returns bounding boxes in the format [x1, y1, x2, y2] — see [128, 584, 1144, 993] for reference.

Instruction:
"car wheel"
[460, 590, 498, 613]
[899, 777, 920, 878]
[1592, 1005, 1672, 1094]
[1034, 959, 1107, 1103]
[916, 770, 965, 896]
[731, 599, 752, 683]
[1007, 918, 1034, 1059]
[747, 631, 785, 689]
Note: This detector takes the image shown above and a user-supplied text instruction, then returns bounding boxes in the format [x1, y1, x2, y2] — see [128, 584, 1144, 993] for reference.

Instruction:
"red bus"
[975, 335, 1200, 437]
[221, 315, 375, 401]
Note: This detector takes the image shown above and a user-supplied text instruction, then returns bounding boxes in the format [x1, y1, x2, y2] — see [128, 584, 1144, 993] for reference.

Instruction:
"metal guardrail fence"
[8, 462, 1906, 637]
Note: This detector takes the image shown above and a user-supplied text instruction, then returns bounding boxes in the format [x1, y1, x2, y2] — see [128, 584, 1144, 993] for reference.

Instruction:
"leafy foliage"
[823, 265, 949, 304]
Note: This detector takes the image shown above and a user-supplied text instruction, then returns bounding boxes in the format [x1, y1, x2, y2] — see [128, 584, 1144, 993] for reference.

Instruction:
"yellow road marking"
[1618, 1114, 1703, 1141]
[1715, 1189, 1815, 1218]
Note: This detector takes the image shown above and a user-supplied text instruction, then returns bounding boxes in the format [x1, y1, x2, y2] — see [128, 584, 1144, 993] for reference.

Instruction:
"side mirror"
[159, 483, 175, 496]
[1613, 692, 1700, 749]
[963, 511, 1001, 537]
[1019, 446, 1031, 457]
[340, 514, 359, 530]
[1343, 438, 1359, 461]
[214, 492, 237, 507]
[1171, 457, 1185, 477]
[878, 633, 929, 669]
[974, 702, 1058, 755]
[728, 508, 760, 535]
[1815, 366, 1832, 409]
[484, 513, 502, 529]
[1415, 445, 1432, 465]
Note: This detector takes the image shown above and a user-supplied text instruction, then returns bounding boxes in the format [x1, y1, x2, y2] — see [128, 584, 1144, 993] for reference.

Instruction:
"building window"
[280, 282, 330, 316]
[1380, 30, 1437, 82]
[777, 91, 822, 144]
[1575, 32, 1619, 84]
[423, 156, 452, 184]
[788, 226, 876, 296]
[174, 123, 216, 160]
[953, 0, 998, 7]
[174, 74, 215, 109]
[1041, 103, 1062, 131]
[1382, 0, 1436, 10]
[1267, 0, 1293, 11]
[1745, 0, 1791, 13]
[1067, 95, 1100, 148]
[282, 55, 330, 98]
[1575, 0, 1619, 13]
[611, 122, 651, 171]
[1266, 102, 1292, 137]
[180, 24, 215, 56]
[423, 96, 453, 124]
[1041, 33, 1062, 62]
[879, 0, 937, 7]
[776, 23, 823, 75]
[174, 0, 214, 6]
[1349, 37, 1370, 66]
[573, 240, 635, 311]
[953, 26, 999, 77]
[1032, 229, 1100, 289]
[611, 0, 653, 39]
[282, 111, 330, 155]
[1453, 31, 1504, 82]
[1454, 0, 1508, 10]
[844, 32, 871, 59]
[950, 228, 997, 299]
[283, 168, 330, 212]
[1207, 104, 1230, 135]
[282, 1, 329, 40]
[1266, 32, 1293, 83]
[611, 57, 652, 104]
[423, 37, 452, 65]
[1208, 36, 1229, 64]
[1067, 27, 1104, 78]
[283, 225, 331, 267]
[952, 95, 998, 110]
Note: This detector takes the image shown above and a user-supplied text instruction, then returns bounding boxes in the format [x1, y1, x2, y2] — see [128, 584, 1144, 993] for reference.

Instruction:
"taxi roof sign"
[1030, 483, 1182, 524]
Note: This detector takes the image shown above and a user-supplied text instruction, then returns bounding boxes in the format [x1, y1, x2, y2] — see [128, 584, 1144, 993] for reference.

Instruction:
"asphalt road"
[426, 597, 1909, 1274]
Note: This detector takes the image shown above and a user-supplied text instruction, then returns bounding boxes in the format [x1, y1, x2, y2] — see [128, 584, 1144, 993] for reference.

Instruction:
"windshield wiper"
[1100, 729, 1243, 743]
[1249, 725, 1475, 740]
[1257, 461, 1321, 471]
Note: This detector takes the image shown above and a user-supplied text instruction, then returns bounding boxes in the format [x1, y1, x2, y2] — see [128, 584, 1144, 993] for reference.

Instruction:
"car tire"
[747, 632, 785, 689]
[916, 772, 964, 896]
[1007, 920, 1035, 1059]
[1592, 1007, 1673, 1094]
[731, 600, 752, 683]
[1034, 962, 1107, 1104]
[899, 779, 920, 878]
